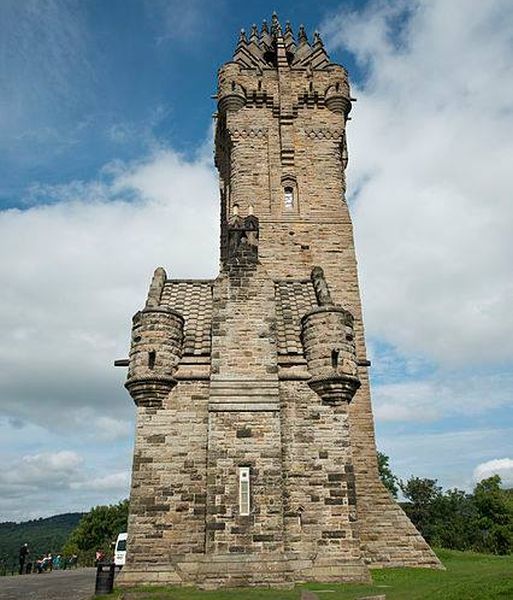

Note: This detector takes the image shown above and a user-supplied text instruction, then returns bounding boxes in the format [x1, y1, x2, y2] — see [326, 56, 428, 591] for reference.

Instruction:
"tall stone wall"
[281, 381, 362, 563]
[125, 381, 209, 574]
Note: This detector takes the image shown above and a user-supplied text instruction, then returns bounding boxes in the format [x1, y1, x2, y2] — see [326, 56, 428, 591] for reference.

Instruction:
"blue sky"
[1, 0, 359, 208]
[1, 0, 512, 521]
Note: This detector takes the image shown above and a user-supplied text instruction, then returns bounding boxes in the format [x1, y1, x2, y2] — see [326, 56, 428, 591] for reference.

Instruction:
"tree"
[472, 476, 513, 555]
[400, 476, 442, 543]
[62, 500, 128, 565]
[430, 488, 479, 551]
[377, 451, 399, 498]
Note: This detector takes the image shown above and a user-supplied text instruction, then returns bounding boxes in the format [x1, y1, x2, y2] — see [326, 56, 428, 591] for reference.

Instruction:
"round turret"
[325, 84, 351, 116]
[324, 65, 351, 116]
[125, 306, 184, 408]
[217, 63, 246, 113]
[300, 306, 360, 404]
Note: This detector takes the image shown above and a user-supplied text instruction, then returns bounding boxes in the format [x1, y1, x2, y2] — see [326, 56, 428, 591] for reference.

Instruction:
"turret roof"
[232, 14, 331, 69]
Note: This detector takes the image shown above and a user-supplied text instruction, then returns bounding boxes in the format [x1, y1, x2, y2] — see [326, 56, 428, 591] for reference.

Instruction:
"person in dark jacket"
[19, 543, 29, 575]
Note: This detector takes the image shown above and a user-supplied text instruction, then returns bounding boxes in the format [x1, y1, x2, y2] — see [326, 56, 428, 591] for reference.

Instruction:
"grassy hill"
[0, 512, 84, 572]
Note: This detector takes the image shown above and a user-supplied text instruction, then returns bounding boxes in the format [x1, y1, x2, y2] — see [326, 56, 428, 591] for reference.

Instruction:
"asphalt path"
[0, 568, 96, 600]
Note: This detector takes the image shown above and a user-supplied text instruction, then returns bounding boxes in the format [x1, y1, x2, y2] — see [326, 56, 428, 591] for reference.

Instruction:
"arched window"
[281, 175, 299, 213]
[284, 187, 294, 209]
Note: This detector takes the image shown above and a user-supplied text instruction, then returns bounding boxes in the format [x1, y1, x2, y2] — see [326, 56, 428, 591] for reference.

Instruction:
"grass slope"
[98, 549, 513, 600]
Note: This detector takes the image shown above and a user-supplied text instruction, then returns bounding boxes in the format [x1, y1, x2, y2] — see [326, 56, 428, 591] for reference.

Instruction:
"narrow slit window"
[284, 187, 294, 209]
[239, 467, 250, 516]
[148, 350, 156, 370]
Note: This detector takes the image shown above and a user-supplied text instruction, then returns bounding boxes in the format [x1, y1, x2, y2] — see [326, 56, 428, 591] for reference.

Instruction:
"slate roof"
[159, 278, 317, 357]
[274, 280, 317, 355]
[160, 280, 213, 356]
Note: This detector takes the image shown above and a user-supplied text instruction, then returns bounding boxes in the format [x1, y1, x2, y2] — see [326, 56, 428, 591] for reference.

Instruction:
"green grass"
[96, 549, 513, 599]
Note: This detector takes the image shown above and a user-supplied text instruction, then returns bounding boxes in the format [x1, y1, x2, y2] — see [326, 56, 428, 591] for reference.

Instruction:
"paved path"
[0, 568, 96, 600]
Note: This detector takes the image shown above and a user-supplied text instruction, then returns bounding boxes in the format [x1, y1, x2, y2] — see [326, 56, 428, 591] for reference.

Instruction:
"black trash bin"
[95, 562, 115, 595]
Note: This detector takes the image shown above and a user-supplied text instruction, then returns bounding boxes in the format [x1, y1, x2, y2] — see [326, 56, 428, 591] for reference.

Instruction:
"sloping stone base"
[117, 554, 371, 589]
[358, 481, 443, 569]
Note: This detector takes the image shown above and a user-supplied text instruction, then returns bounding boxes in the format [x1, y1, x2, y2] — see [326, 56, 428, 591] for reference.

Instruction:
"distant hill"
[0, 513, 84, 570]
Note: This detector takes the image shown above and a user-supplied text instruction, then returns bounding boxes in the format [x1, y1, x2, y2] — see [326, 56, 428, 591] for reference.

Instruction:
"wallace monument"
[117, 15, 441, 588]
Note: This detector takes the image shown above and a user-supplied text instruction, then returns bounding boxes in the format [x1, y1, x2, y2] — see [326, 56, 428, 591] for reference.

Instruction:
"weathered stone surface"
[118, 15, 441, 590]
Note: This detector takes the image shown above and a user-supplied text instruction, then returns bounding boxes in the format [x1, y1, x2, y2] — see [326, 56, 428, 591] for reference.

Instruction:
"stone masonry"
[117, 15, 441, 589]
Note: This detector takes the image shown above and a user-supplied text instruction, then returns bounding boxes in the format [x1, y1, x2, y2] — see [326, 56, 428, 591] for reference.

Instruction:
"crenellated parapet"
[300, 267, 360, 404]
[216, 14, 352, 119]
[222, 211, 259, 268]
[125, 268, 185, 408]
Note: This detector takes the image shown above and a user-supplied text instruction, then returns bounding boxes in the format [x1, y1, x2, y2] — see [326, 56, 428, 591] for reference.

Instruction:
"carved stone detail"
[311, 266, 333, 306]
[229, 128, 268, 138]
[303, 128, 344, 140]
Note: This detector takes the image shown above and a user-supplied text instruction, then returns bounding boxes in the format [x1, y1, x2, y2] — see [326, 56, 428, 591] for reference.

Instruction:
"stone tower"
[117, 15, 441, 589]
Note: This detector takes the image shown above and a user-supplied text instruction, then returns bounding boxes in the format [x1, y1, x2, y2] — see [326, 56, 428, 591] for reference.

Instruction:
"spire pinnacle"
[271, 11, 281, 35]
[313, 30, 323, 48]
[298, 24, 308, 44]
[260, 19, 272, 49]
[231, 17, 332, 69]
[283, 19, 295, 48]
[250, 24, 259, 43]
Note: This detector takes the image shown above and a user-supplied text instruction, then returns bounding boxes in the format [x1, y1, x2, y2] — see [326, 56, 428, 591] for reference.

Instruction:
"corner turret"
[125, 268, 184, 408]
[300, 267, 361, 403]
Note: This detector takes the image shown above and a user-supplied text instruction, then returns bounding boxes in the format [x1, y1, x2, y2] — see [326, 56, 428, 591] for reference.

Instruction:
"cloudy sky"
[1, 0, 512, 522]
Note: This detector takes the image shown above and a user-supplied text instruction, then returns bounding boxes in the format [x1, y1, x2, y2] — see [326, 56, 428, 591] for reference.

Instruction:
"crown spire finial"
[283, 19, 295, 47]
[313, 30, 323, 48]
[250, 23, 259, 43]
[271, 11, 281, 35]
[298, 24, 308, 44]
[260, 19, 272, 49]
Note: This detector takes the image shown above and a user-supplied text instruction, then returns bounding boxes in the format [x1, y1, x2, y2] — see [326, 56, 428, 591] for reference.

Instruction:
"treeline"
[0, 501, 128, 572]
[62, 499, 128, 566]
[0, 513, 83, 572]
[378, 452, 513, 554]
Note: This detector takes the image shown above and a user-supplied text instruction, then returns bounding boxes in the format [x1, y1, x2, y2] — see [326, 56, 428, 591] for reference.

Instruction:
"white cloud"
[0, 448, 131, 520]
[373, 369, 513, 423]
[0, 451, 83, 495]
[473, 458, 513, 487]
[71, 471, 130, 492]
[95, 417, 133, 441]
[0, 134, 217, 520]
[380, 427, 513, 491]
[145, 0, 210, 44]
[25, 450, 82, 471]
[324, 0, 513, 365]
[0, 147, 218, 433]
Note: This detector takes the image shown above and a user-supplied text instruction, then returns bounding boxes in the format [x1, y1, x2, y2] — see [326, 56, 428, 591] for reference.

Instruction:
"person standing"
[18, 543, 29, 575]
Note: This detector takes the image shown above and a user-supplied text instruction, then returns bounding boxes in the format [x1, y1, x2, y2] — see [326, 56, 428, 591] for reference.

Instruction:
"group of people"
[18, 543, 78, 575]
